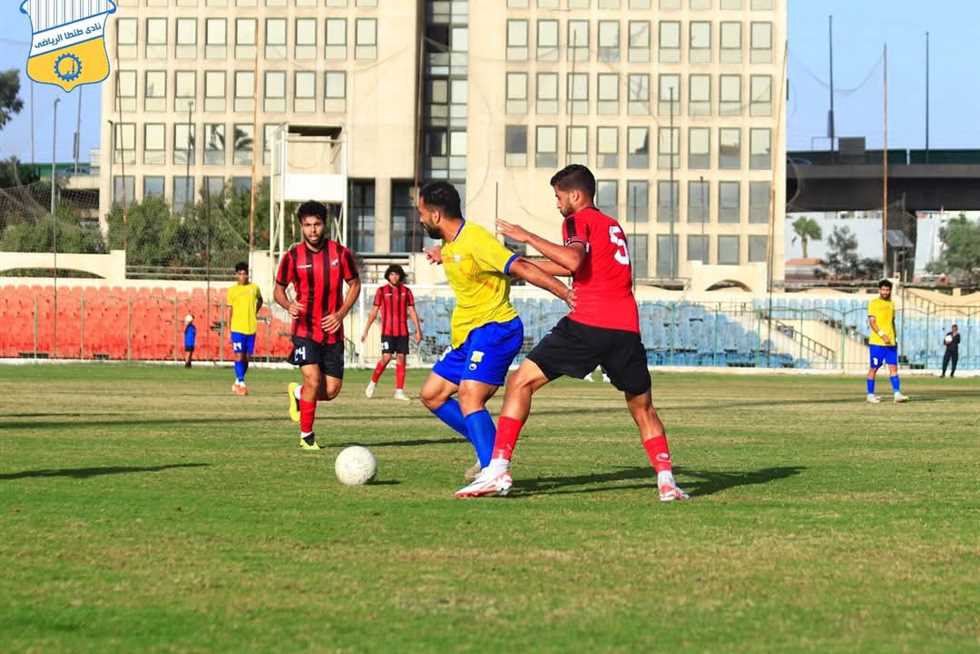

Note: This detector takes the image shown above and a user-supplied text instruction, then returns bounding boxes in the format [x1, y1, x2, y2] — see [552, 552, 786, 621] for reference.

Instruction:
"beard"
[423, 224, 442, 239]
[304, 233, 325, 249]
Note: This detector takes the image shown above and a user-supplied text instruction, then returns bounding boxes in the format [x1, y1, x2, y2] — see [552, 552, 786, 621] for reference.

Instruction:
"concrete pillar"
[374, 176, 391, 253]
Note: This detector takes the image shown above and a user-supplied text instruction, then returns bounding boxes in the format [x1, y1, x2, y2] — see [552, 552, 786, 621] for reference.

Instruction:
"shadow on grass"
[510, 464, 804, 498]
[337, 437, 461, 448]
[0, 463, 210, 481]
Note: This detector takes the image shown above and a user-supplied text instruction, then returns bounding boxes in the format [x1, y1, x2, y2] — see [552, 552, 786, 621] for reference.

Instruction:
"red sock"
[371, 360, 386, 383]
[299, 399, 317, 433]
[493, 416, 524, 461]
[643, 435, 673, 473]
[395, 362, 406, 390]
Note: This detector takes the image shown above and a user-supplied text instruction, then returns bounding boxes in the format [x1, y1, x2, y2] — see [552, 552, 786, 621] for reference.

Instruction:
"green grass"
[1, 364, 978, 653]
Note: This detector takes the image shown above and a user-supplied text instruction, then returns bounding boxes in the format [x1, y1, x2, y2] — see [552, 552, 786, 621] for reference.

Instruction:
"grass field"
[1, 363, 978, 653]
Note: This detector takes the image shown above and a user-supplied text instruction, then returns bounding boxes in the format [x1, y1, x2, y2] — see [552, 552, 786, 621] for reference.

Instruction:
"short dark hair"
[878, 279, 893, 289]
[550, 164, 596, 199]
[384, 264, 406, 283]
[235, 261, 248, 273]
[419, 181, 462, 218]
[297, 200, 328, 223]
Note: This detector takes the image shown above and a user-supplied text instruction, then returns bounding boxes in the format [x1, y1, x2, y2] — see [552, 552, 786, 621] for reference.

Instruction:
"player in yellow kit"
[866, 279, 909, 404]
[227, 261, 264, 395]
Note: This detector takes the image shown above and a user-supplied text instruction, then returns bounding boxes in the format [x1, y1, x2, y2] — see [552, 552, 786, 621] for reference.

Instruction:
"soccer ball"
[945, 335, 953, 344]
[334, 446, 377, 486]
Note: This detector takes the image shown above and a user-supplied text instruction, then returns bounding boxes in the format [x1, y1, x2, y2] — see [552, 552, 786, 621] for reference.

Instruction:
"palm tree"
[792, 217, 822, 259]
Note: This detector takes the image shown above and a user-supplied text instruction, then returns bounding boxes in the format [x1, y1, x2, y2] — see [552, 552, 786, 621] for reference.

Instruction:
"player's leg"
[941, 350, 950, 377]
[625, 391, 687, 501]
[367, 347, 393, 398]
[421, 366, 486, 467]
[238, 334, 256, 395]
[393, 350, 409, 400]
[886, 347, 908, 402]
[297, 363, 324, 449]
[951, 351, 958, 377]
[866, 346, 882, 403]
[231, 333, 246, 394]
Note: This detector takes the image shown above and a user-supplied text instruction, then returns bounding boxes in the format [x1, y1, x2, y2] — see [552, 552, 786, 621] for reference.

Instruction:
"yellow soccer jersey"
[868, 297, 896, 346]
[227, 283, 263, 335]
[441, 221, 520, 347]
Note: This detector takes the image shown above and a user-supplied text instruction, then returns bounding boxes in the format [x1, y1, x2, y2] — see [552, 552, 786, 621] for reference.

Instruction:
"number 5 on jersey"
[609, 226, 630, 265]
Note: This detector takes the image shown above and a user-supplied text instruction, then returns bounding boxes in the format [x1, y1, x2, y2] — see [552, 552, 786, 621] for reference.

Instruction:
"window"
[505, 125, 528, 167]
[626, 181, 649, 223]
[751, 21, 772, 63]
[233, 124, 254, 165]
[658, 74, 680, 116]
[326, 19, 347, 60]
[263, 124, 279, 165]
[449, 132, 467, 179]
[205, 18, 226, 59]
[391, 182, 424, 253]
[296, 18, 317, 60]
[718, 235, 740, 265]
[204, 176, 225, 200]
[597, 127, 618, 168]
[325, 71, 346, 112]
[599, 0, 620, 6]
[236, 18, 256, 59]
[660, 0, 681, 8]
[721, 0, 742, 8]
[538, 0, 559, 8]
[688, 180, 709, 223]
[112, 123, 135, 164]
[536, 73, 558, 114]
[690, 0, 711, 8]
[295, 71, 316, 113]
[355, 18, 377, 60]
[658, 127, 679, 169]
[598, 74, 619, 115]
[117, 18, 137, 58]
[144, 124, 165, 165]
[749, 235, 768, 262]
[143, 176, 165, 199]
[598, 21, 620, 63]
[266, 18, 286, 60]
[116, 70, 136, 112]
[750, 128, 771, 170]
[690, 21, 711, 63]
[720, 22, 742, 63]
[657, 180, 678, 223]
[719, 128, 741, 169]
[113, 176, 135, 208]
[348, 180, 375, 253]
[236, 0, 257, 5]
[175, 71, 196, 112]
[569, 0, 590, 7]
[628, 21, 650, 63]
[204, 71, 225, 112]
[264, 71, 286, 112]
[204, 124, 225, 165]
[357, 0, 378, 6]
[629, 234, 649, 278]
[628, 74, 650, 115]
[750, 75, 772, 116]
[508, 0, 530, 6]
[629, 0, 652, 6]
[568, 20, 589, 62]
[506, 73, 528, 114]
[689, 127, 709, 169]
[536, 126, 558, 168]
[627, 127, 649, 168]
[146, 18, 167, 59]
[234, 71, 255, 112]
[720, 75, 741, 115]
[687, 235, 708, 263]
[326, 0, 347, 5]
[659, 21, 680, 63]
[231, 177, 251, 195]
[596, 180, 618, 216]
[567, 73, 588, 115]
[176, 18, 197, 58]
[749, 181, 770, 223]
[174, 123, 195, 165]
[173, 177, 195, 213]
[656, 235, 679, 278]
[537, 20, 559, 62]
[752, 0, 774, 10]
[145, 71, 166, 112]
[689, 74, 710, 116]
[719, 181, 740, 222]
[567, 126, 588, 165]
[507, 20, 529, 61]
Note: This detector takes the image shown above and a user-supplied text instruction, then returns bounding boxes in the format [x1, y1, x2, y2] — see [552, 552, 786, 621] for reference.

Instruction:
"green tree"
[826, 225, 859, 278]
[791, 216, 822, 259]
[927, 214, 980, 284]
[0, 205, 104, 253]
[0, 69, 24, 130]
[106, 197, 178, 265]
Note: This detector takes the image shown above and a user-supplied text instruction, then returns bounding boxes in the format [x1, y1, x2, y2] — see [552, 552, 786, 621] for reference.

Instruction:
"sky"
[1, 0, 979, 164]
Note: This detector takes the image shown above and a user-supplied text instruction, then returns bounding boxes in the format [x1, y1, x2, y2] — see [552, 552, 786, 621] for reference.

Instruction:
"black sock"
[303, 433, 316, 445]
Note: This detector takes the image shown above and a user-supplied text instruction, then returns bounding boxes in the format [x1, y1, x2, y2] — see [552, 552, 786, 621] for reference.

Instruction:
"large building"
[100, 0, 785, 286]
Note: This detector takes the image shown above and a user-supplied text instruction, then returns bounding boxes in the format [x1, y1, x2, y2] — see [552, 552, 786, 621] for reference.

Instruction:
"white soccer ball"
[945, 335, 953, 344]
[334, 446, 377, 486]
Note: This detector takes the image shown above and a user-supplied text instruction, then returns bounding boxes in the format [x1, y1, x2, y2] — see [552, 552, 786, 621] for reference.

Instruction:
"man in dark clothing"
[941, 324, 960, 378]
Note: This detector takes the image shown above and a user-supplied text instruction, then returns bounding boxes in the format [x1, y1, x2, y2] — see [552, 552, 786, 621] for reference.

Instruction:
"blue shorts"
[869, 345, 897, 369]
[231, 332, 256, 355]
[432, 317, 524, 387]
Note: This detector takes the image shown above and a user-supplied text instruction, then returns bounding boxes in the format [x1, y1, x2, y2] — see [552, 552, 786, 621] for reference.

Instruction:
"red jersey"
[276, 240, 358, 344]
[562, 207, 639, 333]
[374, 284, 414, 337]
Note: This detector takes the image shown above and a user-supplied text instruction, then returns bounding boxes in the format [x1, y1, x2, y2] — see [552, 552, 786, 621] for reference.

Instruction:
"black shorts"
[289, 336, 345, 379]
[527, 317, 651, 395]
[381, 335, 410, 355]
[184, 346, 195, 352]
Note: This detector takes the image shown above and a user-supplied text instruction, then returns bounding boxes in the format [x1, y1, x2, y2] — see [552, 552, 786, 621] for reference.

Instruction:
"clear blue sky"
[0, 0, 978, 163]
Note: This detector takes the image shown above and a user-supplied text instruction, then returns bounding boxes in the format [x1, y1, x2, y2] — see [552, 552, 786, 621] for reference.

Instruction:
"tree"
[927, 214, 980, 284]
[826, 225, 859, 278]
[791, 216, 822, 259]
[0, 205, 105, 254]
[0, 70, 24, 130]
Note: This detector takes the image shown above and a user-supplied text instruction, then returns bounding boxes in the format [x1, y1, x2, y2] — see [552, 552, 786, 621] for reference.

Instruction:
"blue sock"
[234, 360, 245, 383]
[890, 376, 900, 392]
[431, 398, 469, 440]
[243, 360, 249, 377]
[463, 409, 497, 468]
[866, 378, 875, 394]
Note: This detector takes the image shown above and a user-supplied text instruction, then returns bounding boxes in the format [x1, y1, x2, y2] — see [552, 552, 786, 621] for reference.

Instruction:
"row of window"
[112, 175, 258, 212]
[504, 125, 773, 171]
[120, 0, 376, 8]
[111, 123, 285, 166]
[632, 233, 770, 275]
[594, 178, 771, 224]
[114, 70, 347, 114]
[505, 72, 773, 117]
[116, 17, 378, 60]
[507, 0, 775, 10]
[505, 18, 773, 64]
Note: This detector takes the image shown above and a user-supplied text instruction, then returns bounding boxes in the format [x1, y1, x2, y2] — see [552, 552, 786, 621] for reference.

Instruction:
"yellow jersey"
[227, 283, 263, 335]
[867, 297, 896, 346]
[441, 221, 520, 348]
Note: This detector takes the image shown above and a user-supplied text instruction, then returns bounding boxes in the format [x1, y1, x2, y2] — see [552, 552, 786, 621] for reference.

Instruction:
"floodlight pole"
[52, 97, 60, 358]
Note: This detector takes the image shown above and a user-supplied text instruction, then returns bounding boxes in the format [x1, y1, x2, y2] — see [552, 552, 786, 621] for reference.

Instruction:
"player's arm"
[274, 283, 304, 318]
[408, 305, 423, 343]
[360, 305, 380, 342]
[868, 315, 891, 345]
[255, 290, 263, 313]
[323, 277, 362, 334]
[509, 258, 574, 309]
[497, 219, 586, 274]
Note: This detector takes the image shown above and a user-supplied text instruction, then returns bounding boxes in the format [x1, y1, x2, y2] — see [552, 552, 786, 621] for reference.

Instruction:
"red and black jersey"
[276, 240, 358, 344]
[374, 284, 415, 338]
[562, 207, 639, 334]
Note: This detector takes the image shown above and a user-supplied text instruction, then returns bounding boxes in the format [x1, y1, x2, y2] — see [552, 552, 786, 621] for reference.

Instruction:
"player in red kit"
[360, 264, 423, 401]
[456, 164, 688, 502]
[274, 201, 362, 450]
